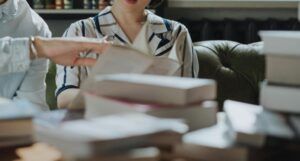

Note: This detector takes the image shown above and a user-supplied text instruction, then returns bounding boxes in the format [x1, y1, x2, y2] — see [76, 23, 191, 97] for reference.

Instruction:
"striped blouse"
[56, 6, 199, 97]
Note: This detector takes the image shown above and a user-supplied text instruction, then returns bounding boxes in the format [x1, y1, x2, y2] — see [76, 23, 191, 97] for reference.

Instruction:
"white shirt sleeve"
[12, 22, 52, 111]
[0, 37, 31, 75]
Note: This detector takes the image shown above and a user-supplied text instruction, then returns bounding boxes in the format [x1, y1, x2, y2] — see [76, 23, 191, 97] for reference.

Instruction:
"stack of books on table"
[260, 31, 300, 114]
[172, 31, 300, 161]
[34, 112, 188, 161]
[83, 74, 218, 131]
[175, 101, 299, 161]
[0, 98, 39, 148]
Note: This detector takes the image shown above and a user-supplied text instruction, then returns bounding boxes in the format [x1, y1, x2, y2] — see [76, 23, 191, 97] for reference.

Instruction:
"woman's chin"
[124, 0, 138, 5]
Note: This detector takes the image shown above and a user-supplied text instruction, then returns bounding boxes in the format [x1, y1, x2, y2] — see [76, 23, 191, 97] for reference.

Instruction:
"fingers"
[73, 58, 97, 66]
[82, 42, 112, 54]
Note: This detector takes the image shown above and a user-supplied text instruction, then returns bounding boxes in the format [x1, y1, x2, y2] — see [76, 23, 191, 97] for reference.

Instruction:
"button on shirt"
[0, 0, 51, 111]
[56, 6, 199, 97]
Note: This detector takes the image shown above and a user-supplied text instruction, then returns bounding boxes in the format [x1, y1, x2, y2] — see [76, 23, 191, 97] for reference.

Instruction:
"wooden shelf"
[34, 9, 100, 14]
[34, 9, 100, 19]
[168, 0, 300, 8]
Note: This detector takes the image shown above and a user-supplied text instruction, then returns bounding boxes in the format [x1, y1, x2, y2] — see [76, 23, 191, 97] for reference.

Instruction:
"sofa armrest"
[194, 40, 265, 108]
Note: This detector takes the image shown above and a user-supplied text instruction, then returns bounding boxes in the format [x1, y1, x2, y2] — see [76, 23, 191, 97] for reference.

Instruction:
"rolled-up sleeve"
[0, 37, 31, 75]
[12, 23, 52, 111]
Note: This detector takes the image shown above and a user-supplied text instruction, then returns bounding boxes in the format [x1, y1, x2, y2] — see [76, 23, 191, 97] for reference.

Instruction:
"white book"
[224, 100, 294, 147]
[69, 22, 186, 109]
[266, 55, 300, 85]
[174, 113, 249, 161]
[84, 74, 216, 107]
[84, 93, 218, 131]
[260, 81, 300, 113]
[260, 31, 300, 56]
[34, 113, 188, 158]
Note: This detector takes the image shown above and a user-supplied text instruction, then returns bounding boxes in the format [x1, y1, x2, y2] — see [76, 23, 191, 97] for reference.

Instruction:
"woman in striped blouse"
[56, 0, 199, 108]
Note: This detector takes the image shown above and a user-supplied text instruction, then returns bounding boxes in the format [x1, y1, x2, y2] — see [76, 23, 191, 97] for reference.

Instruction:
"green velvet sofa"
[45, 40, 266, 110]
[195, 41, 265, 109]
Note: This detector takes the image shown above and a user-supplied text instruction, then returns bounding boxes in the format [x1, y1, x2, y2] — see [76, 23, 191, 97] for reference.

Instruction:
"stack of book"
[31, 0, 103, 9]
[83, 74, 218, 131]
[34, 112, 188, 160]
[260, 31, 300, 114]
[174, 101, 300, 161]
[0, 98, 39, 148]
[172, 31, 300, 161]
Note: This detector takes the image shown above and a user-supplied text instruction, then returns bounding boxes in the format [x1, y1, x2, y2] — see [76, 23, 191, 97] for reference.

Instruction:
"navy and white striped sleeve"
[175, 24, 199, 78]
[55, 22, 83, 97]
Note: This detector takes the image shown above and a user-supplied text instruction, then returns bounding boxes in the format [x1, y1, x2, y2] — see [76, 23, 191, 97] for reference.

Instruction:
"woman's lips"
[124, 0, 138, 5]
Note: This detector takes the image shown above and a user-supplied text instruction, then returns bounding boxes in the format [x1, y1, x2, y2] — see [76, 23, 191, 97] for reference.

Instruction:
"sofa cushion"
[194, 41, 265, 108]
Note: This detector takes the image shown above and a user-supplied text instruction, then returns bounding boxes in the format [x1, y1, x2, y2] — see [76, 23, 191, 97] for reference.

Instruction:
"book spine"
[94, 0, 99, 9]
[63, 0, 72, 9]
[33, 0, 45, 9]
[45, 0, 56, 9]
[85, 0, 94, 9]
[73, 0, 84, 9]
[83, 0, 89, 9]
[55, 0, 64, 9]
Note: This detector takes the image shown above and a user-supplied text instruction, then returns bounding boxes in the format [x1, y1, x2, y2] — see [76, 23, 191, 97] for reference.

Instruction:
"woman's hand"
[32, 37, 111, 66]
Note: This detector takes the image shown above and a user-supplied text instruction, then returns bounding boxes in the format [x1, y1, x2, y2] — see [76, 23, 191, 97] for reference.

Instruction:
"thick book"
[55, 0, 64, 9]
[33, 0, 45, 9]
[0, 98, 39, 138]
[260, 81, 300, 113]
[260, 31, 300, 85]
[68, 22, 188, 109]
[260, 31, 300, 56]
[224, 100, 295, 147]
[63, 0, 72, 9]
[86, 74, 216, 106]
[174, 113, 249, 161]
[84, 93, 218, 131]
[266, 55, 300, 86]
[34, 113, 188, 158]
[45, 0, 56, 9]
[0, 98, 40, 147]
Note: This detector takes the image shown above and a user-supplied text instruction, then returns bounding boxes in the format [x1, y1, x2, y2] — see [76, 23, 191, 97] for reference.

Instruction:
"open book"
[68, 22, 187, 109]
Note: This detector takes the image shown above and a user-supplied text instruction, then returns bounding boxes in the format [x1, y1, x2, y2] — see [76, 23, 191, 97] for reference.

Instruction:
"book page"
[68, 45, 154, 109]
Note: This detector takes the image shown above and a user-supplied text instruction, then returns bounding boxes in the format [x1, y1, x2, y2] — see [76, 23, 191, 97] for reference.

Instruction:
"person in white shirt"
[0, 0, 109, 110]
[0, 0, 51, 110]
[56, 0, 199, 108]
